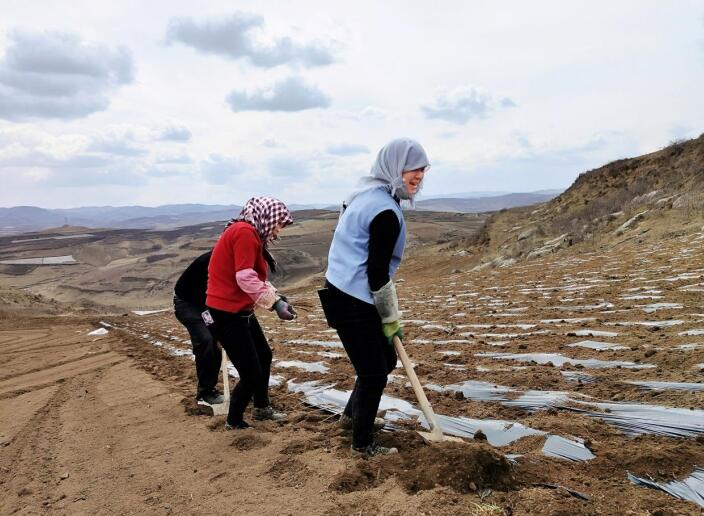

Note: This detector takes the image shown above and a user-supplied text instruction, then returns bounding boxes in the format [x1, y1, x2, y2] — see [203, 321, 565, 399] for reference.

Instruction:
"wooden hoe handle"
[392, 335, 445, 441]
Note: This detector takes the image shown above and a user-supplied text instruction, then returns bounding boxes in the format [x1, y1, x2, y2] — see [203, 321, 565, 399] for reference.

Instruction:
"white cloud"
[155, 124, 192, 142]
[200, 154, 246, 184]
[0, 29, 135, 121]
[88, 134, 147, 157]
[420, 86, 516, 124]
[166, 13, 338, 68]
[226, 76, 330, 112]
[325, 143, 369, 156]
[0, 150, 111, 169]
[154, 153, 193, 165]
[45, 166, 147, 187]
[268, 154, 312, 178]
[1, 2, 703, 207]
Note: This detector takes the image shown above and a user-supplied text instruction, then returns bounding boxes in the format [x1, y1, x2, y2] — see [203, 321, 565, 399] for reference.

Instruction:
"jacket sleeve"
[367, 209, 401, 291]
[235, 270, 278, 309]
[233, 228, 277, 309]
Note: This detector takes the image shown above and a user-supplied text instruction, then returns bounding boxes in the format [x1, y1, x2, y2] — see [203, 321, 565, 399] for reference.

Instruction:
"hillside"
[0, 204, 243, 235]
[0, 210, 487, 310]
[457, 135, 704, 268]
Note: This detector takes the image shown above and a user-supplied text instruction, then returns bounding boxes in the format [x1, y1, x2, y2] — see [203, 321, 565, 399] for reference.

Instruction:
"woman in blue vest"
[320, 138, 430, 456]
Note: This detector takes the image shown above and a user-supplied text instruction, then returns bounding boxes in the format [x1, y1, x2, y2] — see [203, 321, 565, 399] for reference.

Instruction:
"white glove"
[371, 280, 401, 323]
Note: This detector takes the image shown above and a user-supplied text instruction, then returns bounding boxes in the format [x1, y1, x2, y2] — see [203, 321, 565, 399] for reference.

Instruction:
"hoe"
[393, 335, 463, 443]
[210, 348, 230, 416]
[210, 337, 461, 444]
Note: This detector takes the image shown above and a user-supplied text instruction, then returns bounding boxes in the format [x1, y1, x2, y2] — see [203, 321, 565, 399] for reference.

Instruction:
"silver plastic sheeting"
[569, 402, 704, 438]
[422, 414, 546, 447]
[542, 435, 595, 462]
[625, 381, 704, 392]
[441, 378, 704, 439]
[561, 371, 597, 384]
[566, 340, 628, 351]
[287, 380, 592, 461]
[442, 380, 515, 401]
[501, 390, 575, 412]
[627, 468, 704, 508]
[475, 351, 655, 369]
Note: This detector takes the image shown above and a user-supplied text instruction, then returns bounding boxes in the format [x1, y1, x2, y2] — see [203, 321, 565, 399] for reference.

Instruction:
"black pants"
[173, 296, 221, 397]
[208, 308, 272, 425]
[321, 282, 397, 448]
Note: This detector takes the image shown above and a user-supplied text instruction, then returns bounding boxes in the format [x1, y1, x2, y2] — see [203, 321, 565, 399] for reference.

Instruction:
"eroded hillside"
[458, 135, 704, 269]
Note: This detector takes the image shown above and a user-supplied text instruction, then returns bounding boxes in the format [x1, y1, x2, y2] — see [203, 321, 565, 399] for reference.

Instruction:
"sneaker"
[351, 442, 398, 457]
[224, 420, 250, 430]
[197, 389, 225, 405]
[339, 414, 386, 431]
[252, 405, 287, 421]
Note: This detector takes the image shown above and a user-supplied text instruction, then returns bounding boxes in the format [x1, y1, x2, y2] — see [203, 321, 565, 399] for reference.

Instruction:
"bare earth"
[1, 222, 703, 514]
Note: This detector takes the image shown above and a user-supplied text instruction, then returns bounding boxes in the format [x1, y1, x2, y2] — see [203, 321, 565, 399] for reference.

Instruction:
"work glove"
[382, 320, 403, 346]
[272, 298, 297, 321]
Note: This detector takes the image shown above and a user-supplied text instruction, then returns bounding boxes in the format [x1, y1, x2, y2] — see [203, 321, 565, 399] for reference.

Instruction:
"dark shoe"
[225, 420, 250, 430]
[351, 442, 398, 457]
[197, 389, 225, 405]
[339, 414, 386, 431]
[252, 405, 287, 421]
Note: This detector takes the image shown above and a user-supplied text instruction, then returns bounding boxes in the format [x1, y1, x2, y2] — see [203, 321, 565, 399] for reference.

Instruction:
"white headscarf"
[344, 138, 430, 209]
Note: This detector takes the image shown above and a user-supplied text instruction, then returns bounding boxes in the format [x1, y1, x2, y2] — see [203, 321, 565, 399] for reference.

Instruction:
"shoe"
[197, 389, 225, 405]
[351, 442, 398, 457]
[252, 405, 287, 421]
[339, 414, 386, 431]
[224, 420, 250, 430]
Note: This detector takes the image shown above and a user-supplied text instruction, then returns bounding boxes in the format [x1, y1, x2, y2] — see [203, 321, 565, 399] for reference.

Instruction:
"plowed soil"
[1, 227, 703, 514]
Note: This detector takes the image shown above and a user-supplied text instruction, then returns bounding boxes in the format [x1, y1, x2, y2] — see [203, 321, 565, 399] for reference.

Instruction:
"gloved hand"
[273, 298, 297, 321]
[381, 320, 403, 346]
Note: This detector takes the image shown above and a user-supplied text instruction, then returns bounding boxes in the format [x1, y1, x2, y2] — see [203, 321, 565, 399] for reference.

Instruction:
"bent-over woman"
[206, 197, 297, 430]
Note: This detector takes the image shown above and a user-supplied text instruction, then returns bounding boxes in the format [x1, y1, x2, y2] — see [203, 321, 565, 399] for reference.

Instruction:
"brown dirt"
[230, 431, 271, 451]
[1, 206, 704, 513]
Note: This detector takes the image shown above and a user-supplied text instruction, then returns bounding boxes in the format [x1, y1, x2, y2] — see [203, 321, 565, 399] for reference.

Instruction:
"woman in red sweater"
[206, 197, 296, 430]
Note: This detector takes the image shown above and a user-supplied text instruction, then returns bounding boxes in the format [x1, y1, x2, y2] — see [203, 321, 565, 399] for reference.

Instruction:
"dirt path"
[0, 319, 508, 515]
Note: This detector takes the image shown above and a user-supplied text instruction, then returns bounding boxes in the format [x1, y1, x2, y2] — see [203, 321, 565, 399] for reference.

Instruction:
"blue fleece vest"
[325, 187, 406, 304]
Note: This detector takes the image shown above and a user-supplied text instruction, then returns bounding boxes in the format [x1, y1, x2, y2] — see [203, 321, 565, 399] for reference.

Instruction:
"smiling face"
[402, 167, 426, 196]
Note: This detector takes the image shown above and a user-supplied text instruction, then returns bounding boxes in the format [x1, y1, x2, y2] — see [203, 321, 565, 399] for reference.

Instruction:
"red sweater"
[206, 222, 268, 313]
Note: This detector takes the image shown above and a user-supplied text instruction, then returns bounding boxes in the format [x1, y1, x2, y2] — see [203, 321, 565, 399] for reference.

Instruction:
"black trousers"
[208, 308, 272, 425]
[173, 295, 221, 397]
[321, 282, 397, 448]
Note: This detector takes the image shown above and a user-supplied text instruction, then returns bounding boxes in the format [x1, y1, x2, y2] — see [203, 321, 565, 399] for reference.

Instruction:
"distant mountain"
[415, 191, 560, 213]
[421, 190, 510, 200]
[0, 190, 565, 235]
[0, 204, 242, 236]
[0, 206, 66, 235]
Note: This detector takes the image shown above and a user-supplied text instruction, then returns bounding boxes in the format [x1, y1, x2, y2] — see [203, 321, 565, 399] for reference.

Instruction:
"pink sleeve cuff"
[235, 269, 277, 309]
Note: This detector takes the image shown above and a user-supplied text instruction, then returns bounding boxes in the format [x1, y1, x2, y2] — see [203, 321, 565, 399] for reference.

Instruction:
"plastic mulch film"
[627, 468, 704, 508]
[568, 402, 704, 438]
[542, 435, 595, 462]
[625, 381, 704, 392]
[287, 380, 593, 461]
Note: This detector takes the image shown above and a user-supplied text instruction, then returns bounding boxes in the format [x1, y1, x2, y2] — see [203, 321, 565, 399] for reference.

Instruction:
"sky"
[0, 0, 702, 208]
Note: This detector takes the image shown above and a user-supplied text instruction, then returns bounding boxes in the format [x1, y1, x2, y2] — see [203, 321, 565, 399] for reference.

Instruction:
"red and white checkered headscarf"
[233, 197, 293, 242]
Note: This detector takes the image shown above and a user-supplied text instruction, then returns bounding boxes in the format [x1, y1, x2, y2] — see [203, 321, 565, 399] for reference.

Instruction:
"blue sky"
[0, 1, 702, 208]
